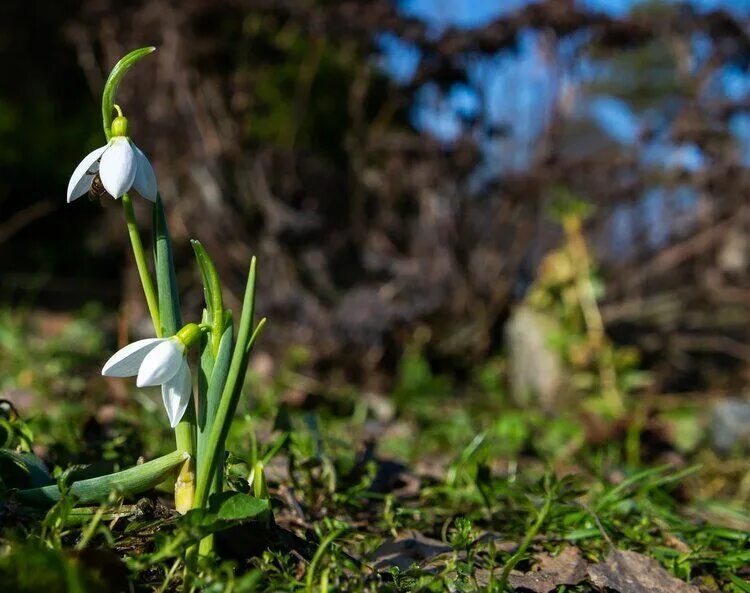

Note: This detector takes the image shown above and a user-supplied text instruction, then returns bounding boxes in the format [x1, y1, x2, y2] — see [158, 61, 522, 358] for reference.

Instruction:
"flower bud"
[176, 323, 202, 348]
[249, 461, 269, 499]
[111, 115, 129, 138]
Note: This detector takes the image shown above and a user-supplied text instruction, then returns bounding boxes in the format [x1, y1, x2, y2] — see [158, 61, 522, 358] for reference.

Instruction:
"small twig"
[0, 201, 56, 244]
[578, 501, 616, 549]
[282, 484, 309, 526]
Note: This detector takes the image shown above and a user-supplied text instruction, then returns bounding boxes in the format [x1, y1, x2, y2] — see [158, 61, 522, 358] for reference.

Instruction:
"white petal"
[162, 360, 192, 428]
[67, 145, 107, 203]
[137, 338, 185, 387]
[131, 143, 158, 202]
[99, 137, 137, 198]
[102, 338, 165, 377]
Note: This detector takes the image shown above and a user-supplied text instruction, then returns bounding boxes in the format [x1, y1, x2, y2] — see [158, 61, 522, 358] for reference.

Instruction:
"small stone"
[505, 305, 564, 411]
[370, 531, 452, 571]
[710, 398, 750, 454]
[363, 392, 395, 422]
[588, 549, 699, 593]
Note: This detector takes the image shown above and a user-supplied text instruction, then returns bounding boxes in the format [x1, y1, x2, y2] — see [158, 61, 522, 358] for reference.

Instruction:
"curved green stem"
[101, 48, 161, 338]
[122, 193, 161, 335]
[102, 47, 155, 141]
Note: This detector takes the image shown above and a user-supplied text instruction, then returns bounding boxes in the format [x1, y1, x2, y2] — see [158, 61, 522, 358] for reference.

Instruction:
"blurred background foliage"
[4, 0, 750, 402]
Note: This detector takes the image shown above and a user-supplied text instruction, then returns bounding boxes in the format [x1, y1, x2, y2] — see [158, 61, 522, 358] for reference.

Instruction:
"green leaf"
[196, 316, 235, 507]
[0, 449, 52, 489]
[153, 195, 182, 336]
[197, 323, 234, 464]
[191, 240, 225, 356]
[194, 258, 266, 509]
[101, 47, 156, 140]
[729, 575, 750, 592]
[211, 491, 269, 522]
[181, 492, 270, 534]
[197, 309, 214, 432]
[191, 242, 213, 313]
[17, 451, 188, 507]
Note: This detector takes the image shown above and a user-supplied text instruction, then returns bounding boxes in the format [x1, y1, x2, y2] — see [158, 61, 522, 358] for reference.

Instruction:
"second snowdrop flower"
[67, 112, 157, 203]
[102, 324, 203, 428]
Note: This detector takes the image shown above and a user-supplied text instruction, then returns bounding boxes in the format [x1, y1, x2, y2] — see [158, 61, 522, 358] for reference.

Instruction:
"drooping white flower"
[67, 115, 157, 203]
[102, 323, 202, 427]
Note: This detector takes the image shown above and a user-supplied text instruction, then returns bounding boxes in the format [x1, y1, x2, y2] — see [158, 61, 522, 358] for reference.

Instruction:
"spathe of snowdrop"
[102, 324, 202, 428]
[67, 114, 157, 203]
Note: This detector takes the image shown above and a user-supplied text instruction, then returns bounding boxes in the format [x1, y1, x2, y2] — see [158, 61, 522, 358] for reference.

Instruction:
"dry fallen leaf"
[588, 549, 699, 593]
[664, 534, 691, 554]
[507, 546, 588, 593]
[474, 546, 587, 592]
[370, 532, 452, 571]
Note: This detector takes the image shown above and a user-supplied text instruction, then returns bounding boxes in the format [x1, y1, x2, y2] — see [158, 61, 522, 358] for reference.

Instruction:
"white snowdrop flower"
[102, 324, 202, 428]
[67, 114, 157, 203]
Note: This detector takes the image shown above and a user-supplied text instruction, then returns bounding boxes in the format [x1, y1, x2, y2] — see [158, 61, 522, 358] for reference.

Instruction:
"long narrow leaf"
[153, 195, 182, 336]
[18, 451, 188, 507]
[197, 323, 234, 466]
[194, 258, 264, 508]
[196, 309, 213, 433]
[191, 244, 215, 316]
[191, 240, 224, 356]
[153, 195, 194, 457]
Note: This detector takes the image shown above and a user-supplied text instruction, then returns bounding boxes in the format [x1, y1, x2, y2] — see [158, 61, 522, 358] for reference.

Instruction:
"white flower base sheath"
[67, 137, 157, 203]
[102, 337, 192, 427]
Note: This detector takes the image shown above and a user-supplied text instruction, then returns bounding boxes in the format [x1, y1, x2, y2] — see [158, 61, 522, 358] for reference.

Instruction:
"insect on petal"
[132, 143, 158, 202]
[102, 338, 165, 377]
[67, 145, 108, 203]
[99, 137, 137, 198]
[137, 339, 185, 387]
[161, 360, 192, 427]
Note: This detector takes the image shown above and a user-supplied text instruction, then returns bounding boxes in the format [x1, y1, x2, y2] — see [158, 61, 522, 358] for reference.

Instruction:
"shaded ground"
[0, 308, 748, 592]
